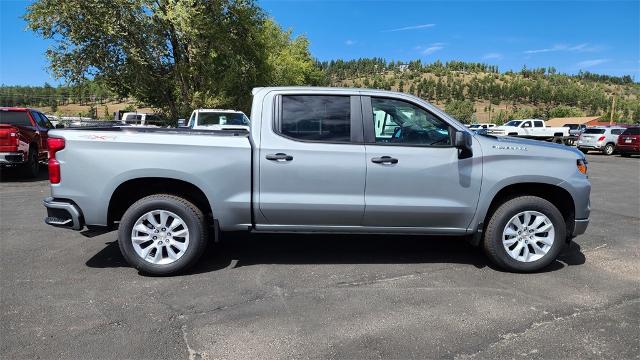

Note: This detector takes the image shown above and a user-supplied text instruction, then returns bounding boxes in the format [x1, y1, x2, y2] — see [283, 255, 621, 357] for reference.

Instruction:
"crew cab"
[1, 107, 53, 177]
[487, 119, 570, 140]
[42, 87, 591, 275]
[186, 109, 250, 131]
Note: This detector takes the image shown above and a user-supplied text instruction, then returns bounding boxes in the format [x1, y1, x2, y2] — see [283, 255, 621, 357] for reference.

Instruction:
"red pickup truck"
[0, 107, 54, 177]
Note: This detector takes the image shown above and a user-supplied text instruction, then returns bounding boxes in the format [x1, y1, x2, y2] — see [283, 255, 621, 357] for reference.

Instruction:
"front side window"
[522, 121, 532, 128]
[280, 95, 351, 142]
[371, 97, 451, 146]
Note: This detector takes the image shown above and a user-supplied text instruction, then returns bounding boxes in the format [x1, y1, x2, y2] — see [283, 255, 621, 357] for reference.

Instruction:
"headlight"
[577, 159, 588, 175]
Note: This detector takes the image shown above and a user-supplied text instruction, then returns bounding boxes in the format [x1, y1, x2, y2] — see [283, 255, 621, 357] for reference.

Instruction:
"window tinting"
[371, 97, 451, 146]
[611, 129, 624, 135]
[622, 127, 640, 135]
[534, 121, 544, 128]
[0, 111, 31, 126]
[584, 128, 605, 134]
[280, 95, 350, 142]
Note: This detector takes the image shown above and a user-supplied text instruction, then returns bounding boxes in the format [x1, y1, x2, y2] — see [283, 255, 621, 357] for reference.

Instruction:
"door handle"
[371, 156, 398, 164]
[266, 153, 293, 161]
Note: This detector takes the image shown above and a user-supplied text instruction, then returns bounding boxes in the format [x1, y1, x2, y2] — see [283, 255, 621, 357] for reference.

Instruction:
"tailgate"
[0, 124, 18, 150]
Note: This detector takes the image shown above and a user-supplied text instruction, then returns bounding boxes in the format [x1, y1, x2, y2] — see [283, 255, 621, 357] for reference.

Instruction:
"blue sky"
[1, 0, 638, 86]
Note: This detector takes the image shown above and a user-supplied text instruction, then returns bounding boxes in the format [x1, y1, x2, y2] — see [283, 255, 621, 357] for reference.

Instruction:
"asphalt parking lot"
[1, 154, 639, 359]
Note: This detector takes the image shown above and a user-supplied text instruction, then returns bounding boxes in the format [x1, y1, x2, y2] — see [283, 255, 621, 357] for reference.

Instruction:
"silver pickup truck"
[43, 87, 591, 275]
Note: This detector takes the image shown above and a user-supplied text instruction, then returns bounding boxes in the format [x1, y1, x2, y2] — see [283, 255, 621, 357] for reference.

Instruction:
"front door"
[257, 94, 366, 227]
[362, 96, 482, 232]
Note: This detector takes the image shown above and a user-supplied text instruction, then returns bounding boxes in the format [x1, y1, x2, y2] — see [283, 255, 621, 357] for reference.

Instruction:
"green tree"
[26, 0, 322, 119]
[445, 99, 475, 123]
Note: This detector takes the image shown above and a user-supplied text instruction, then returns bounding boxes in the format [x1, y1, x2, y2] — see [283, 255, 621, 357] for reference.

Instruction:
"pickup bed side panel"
[49, 130, 252, 230]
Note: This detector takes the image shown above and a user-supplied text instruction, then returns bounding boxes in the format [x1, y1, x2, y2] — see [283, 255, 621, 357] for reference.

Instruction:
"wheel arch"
[107, 177, 213, 227]
[480, 182, 576, 240]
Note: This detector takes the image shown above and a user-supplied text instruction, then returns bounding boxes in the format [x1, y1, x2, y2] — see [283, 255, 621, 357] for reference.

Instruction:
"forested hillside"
[2, 59, 639, 124]
[321, 59, 640, 124]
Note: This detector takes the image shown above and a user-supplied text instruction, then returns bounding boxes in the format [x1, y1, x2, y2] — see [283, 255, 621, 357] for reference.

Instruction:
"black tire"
[21, 146, 39, 178]
[603, 143, 615, 156]
[483, 196, 566, 272]
[118, 194, 208, 276]
[579, 148, 588, 154]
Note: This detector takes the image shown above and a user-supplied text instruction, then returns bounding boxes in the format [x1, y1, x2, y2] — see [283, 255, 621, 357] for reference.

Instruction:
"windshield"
[197, 112, 249, 126]
[584, 128, 606, 134]
[504, 120, 522, 127]
[0, 111, 31, 126]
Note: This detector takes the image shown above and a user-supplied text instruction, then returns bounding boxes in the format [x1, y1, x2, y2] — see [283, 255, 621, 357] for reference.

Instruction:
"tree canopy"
[25, 0, 323, 118]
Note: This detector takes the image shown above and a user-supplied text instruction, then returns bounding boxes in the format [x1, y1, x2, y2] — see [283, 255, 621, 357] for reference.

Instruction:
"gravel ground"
[1, 153, 638, 359]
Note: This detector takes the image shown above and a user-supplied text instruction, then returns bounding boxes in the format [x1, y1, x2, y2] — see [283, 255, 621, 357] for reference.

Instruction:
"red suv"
[617, 126, 640, 157]
[0, 107, 53, 177]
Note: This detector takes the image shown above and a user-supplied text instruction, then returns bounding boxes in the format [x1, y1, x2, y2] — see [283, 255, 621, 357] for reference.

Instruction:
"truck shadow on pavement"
[0, 166, 49, 182]
[86, 233, 586, 275]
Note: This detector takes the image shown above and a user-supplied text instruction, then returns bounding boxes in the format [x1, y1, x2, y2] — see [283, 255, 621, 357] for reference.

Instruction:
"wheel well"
[485, 183, 575, 238]
[107, 178, 212, 226]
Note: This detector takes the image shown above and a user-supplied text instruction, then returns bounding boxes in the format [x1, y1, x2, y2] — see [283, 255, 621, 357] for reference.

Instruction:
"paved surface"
[1, 154, 638, 359]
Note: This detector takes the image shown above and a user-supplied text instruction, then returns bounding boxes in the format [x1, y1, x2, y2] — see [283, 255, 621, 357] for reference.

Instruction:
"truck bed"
[48, 126, 253, 230]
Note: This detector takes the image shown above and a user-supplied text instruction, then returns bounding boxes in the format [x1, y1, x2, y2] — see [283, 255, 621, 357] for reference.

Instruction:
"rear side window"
[0, 111, 32, 126]
[280, 95, 351, 142]
[534, 121, 544, 127]
[622, 127, 640, 135]
[611, 129, 624, 135]
[584, 128, 605, 134]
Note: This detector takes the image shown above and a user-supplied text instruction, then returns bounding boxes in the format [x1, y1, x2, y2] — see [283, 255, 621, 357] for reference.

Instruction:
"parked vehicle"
[1, 107, 53, 177]
[486, 119, 570, 140]
[616, 126, 640, 157]
[120, 112, 164, 127]
[186, 109, 250, 131]
[577, 126, 626, 155]
[467, 123, 496, 130]
[563, 124, 587, 137]
[42, 87, 591, 275]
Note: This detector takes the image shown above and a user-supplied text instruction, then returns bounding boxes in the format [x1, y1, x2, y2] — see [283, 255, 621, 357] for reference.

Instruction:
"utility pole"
[610, 96, 616, 125]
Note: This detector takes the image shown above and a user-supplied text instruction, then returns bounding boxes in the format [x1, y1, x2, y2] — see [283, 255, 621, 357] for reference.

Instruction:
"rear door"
[361, 96, 482, 231]
[257, 93, 366, 227]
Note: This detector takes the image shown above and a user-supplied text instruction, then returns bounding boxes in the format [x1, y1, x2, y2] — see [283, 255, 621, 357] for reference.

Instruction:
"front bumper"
[43, 197, 84, 230]
[0, 152, 25, 165]
[572, 218, 590, 237]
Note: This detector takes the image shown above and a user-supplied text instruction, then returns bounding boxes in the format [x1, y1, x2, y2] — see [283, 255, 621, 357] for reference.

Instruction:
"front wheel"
[603, 143, 615, 156]
[483, 196, 566, 272]
[118, 194, 208, 275]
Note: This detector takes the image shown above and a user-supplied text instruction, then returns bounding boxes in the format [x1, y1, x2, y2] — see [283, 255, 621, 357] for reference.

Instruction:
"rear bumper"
[0, 152, 25, 165]
[572, 218, 590, 237]
[615, 144, 640, 153]
[577, 144, 604, 150]
[43, 197, 84, 230]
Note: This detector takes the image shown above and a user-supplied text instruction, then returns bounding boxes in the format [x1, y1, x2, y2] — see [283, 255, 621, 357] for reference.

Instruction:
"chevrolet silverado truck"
[42, 87, 591, 275]
[1, 107, 53, 177]
[487, 119, 570, 140]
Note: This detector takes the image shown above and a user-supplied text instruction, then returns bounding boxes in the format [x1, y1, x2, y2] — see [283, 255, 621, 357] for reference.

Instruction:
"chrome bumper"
[43, 197, 84, 230]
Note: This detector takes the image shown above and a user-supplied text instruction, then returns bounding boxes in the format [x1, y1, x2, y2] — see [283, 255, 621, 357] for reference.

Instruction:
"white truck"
[120, 112, 164, 127]
[487, 119, 570, 141]
[186, 109, 250, 131]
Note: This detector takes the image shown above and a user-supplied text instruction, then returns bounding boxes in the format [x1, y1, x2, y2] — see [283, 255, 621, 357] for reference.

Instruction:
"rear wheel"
[118, 194, 208, 275]
[620, 152, 631, 158]
[603, 143, 615, 155]
[483, 196, 566, 272]
[21, 146, 39, 178]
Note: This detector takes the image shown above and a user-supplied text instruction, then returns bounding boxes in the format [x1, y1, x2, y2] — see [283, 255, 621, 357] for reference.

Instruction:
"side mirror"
[55, 123, 65, 129]
[177, 118, 187, 127]
[455, 131, 473, 159]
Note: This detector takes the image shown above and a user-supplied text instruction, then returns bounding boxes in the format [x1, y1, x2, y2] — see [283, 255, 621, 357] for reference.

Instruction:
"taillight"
[47, 137, 65, 184]
[597, 135, 606, 142]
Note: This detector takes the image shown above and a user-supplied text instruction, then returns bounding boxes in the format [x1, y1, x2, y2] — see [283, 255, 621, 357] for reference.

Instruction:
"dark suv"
[617, 127, 640, 157]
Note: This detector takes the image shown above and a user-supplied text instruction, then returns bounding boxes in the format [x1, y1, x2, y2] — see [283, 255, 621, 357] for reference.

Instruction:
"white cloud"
[483, 52, 503, 60]
[383, 23, 435, 32]
[345, 40, 356, 46]
[524, 43, 602, 54]
[576, 59, 611, 68]
[415, 42, 444, 55]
